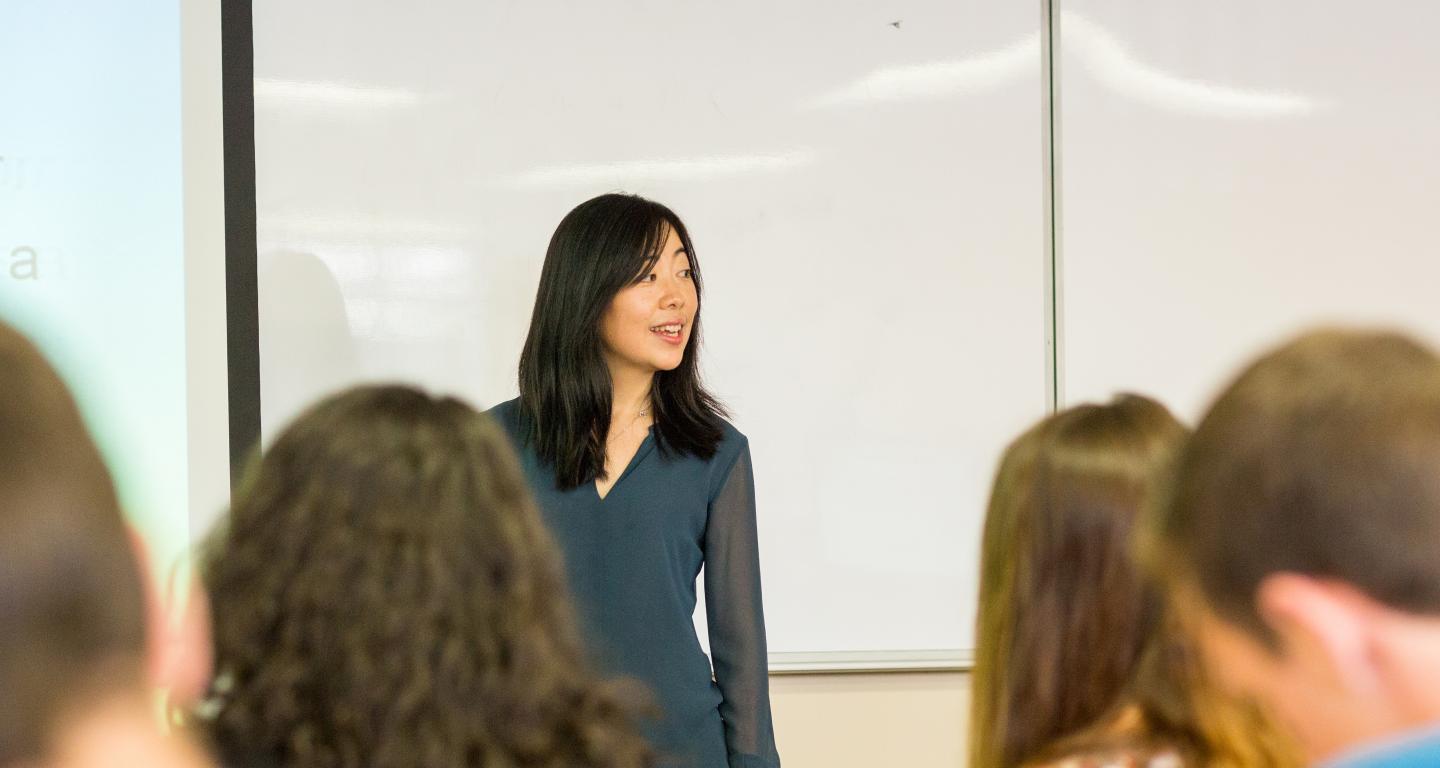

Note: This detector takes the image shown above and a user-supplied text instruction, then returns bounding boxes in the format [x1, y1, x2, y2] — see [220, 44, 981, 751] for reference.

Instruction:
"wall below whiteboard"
[771, 671, 970, 767]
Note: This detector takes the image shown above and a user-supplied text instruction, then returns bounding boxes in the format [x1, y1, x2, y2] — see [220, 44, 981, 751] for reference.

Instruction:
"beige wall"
[770, 672, 970, 767]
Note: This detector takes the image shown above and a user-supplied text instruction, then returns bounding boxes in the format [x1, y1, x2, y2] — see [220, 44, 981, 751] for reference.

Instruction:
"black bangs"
[628, 213, 671, 283]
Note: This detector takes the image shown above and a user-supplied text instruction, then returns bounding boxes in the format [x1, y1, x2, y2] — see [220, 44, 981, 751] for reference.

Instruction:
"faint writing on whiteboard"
[4, 246, 71, 282]
[0, 155, 52, 192]
[0, 156, 21, 190]
[6, 247, 39, 280]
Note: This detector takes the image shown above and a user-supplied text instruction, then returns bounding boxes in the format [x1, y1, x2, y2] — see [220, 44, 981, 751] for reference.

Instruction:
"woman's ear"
[126, 528, 213, 706]
[160, 565, 214, 707]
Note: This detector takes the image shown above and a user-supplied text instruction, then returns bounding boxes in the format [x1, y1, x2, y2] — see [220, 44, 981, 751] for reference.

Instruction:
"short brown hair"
[1159, 329, 1440, 639]
[203, 385, 651, 768]
[0, 321, 147, 763]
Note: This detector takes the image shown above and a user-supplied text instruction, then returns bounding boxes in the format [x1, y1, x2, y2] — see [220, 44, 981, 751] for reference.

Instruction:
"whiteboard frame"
[1043, 0, 1065, 412]
[769, 650, 972, 675]
[222, 0, 261, 482]
[183, 0, 233, 542]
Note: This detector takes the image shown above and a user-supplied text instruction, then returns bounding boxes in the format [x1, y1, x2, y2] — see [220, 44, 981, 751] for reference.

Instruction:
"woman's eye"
[679, 269, 693, 279]
[640, 273, 657, 283]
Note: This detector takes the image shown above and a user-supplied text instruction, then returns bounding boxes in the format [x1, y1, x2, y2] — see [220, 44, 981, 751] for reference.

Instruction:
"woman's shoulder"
[708, 416, 750, 465]
[484, 397, 523, 433]
[484, 396, 520, 417]
[716, 416, 747, 448]
[698, 418, 752, 500]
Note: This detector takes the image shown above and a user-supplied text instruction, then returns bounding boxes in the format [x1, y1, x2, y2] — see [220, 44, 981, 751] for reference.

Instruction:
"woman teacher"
[489, 193, 780, 768]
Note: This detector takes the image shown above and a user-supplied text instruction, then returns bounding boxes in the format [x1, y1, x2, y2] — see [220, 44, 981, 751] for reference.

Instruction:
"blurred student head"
[1156, 329, 1440, 762]
[201, 384, 651, 768]
[971, 394, 1297, 768]
[0, 319, 210, 768]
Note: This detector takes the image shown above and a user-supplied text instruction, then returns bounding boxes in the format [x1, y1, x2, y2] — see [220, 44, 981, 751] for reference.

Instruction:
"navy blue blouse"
[488, 399, 780, 768]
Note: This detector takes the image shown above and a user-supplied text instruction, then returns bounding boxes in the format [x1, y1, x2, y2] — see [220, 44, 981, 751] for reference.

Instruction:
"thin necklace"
[609, 400, 652, 443]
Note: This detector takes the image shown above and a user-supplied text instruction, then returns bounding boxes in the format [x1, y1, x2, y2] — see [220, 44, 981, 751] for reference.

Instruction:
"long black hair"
[518, 193, 726, 490]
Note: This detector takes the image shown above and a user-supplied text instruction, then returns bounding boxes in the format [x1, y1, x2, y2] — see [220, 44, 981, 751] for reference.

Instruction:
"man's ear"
[1255, 572, 1381, 696]
[125, 527, 213, 706]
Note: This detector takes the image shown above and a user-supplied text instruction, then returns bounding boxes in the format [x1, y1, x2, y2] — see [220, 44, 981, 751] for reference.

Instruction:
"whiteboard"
[1058, 1, 1440, 416]
[252, 0, 1048, 665]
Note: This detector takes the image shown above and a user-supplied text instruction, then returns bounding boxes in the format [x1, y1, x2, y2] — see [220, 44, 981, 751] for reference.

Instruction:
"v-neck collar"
[592, 428, 656, 502]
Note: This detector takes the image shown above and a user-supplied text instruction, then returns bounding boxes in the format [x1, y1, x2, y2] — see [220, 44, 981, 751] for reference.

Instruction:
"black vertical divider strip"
[221, 0, 260, 485]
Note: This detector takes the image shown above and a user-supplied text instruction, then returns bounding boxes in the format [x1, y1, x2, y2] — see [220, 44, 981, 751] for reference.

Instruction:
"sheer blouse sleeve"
[704, 440, 781, 768]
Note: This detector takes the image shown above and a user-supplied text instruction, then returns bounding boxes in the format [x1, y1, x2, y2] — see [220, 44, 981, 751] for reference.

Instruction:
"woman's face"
[600, 225, 698, 378]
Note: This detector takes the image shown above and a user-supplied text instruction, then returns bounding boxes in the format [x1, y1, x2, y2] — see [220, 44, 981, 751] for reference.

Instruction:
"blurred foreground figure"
[0, 319, 212, 768]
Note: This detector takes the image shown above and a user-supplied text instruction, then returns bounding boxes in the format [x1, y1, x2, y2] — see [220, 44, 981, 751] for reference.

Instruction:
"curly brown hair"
[200, 385, 652, 768]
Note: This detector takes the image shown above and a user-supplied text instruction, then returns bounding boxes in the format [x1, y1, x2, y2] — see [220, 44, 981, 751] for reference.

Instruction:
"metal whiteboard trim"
[768, 650, 973, 675]
[1042, 0, 1064, 412]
